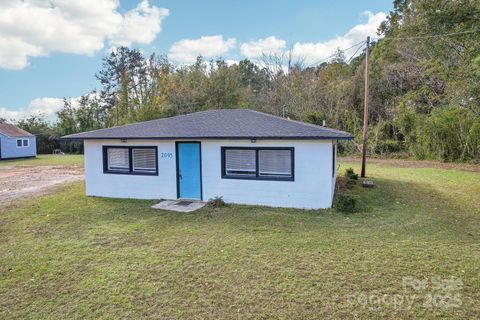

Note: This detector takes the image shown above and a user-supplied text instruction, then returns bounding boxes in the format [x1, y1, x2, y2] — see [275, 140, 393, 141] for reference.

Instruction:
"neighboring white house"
[64, 109, 352, 209]
[0, 123, 37, 160]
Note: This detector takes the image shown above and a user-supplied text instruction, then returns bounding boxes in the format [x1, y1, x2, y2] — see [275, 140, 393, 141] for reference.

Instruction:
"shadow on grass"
[344, 176, 479, 240]
[4, 174, 477, 248]
[2, 180, 479, 319]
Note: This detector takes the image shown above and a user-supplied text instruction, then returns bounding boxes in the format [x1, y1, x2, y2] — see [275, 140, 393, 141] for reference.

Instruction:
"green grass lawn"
[0, 154, 83, 166]
[0, 161, 478, 319]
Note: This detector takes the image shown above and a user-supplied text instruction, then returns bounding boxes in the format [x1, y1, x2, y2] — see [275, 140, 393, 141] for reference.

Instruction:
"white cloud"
[168, 35, 236, 63]
[109, 1, 169, 47]
[0, 0, 169, 70]
[224, 59, 239, 66]
[0, 97, 80, 122]
[0, 108, 23, 122]
[291, 11, 386, 65]
[240, 36, 286, 58]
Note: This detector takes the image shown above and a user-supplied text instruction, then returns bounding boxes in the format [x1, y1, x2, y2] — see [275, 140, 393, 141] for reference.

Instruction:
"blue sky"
[0, 0, 392, 120]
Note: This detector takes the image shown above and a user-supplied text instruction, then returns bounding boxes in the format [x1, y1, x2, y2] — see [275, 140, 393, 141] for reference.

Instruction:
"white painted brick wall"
[84, 138, 335, 209]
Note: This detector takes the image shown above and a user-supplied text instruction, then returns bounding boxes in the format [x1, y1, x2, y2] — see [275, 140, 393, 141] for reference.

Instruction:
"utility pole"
[114, 96, 119, 126]
[361, 36, 370, 178]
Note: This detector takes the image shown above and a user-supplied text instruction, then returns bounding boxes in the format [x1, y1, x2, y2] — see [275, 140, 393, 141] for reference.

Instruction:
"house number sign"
[161, 152, 173, 159]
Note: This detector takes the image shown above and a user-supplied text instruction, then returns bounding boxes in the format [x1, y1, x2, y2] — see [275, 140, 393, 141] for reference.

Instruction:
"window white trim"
[16, 138, 29, 148]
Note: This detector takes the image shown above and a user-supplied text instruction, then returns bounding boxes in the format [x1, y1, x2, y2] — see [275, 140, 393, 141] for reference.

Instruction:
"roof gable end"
[0, 123, 34, 137]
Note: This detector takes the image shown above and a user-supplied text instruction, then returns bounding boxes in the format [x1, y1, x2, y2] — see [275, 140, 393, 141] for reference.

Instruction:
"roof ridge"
[69, 108, 347, 136]
[62, 108, 353, 140]
[243, 109, 349, 134]
[70, 109, 220, 135]
[0, 123, 34, 137]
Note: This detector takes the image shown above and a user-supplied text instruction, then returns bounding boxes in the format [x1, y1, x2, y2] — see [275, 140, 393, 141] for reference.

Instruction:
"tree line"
[11, 0, 480, 161]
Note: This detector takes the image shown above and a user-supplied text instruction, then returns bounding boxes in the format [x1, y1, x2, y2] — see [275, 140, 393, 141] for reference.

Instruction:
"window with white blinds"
[132, 148, 157, 173]
[104, 146, 158, 175]
[225, 149, 256, 176]
[222, 147, 294, 181]
[107, 148, 130, 171]
[258, 149, 292, 177]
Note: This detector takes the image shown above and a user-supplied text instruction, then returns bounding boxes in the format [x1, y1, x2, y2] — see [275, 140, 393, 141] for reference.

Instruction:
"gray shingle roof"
[62, 109, 353, 140]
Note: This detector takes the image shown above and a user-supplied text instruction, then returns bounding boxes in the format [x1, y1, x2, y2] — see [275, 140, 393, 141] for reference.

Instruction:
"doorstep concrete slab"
[151, 200, 207, 212]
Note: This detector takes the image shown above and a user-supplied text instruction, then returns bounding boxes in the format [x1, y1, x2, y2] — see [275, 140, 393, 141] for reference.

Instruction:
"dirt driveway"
[0, 165, 84, 208]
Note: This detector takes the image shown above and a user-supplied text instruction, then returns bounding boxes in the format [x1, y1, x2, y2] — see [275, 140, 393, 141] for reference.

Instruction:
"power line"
[306, 40, 365, 67]
[307, 40, 364, 67]
[306, 29, 479, 68]
[347, 42, 366, 64]
[372, 28, 480, 41]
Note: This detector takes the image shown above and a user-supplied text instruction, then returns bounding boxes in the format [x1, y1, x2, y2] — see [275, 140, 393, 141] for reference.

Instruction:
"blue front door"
[177, 142, 201, 199]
